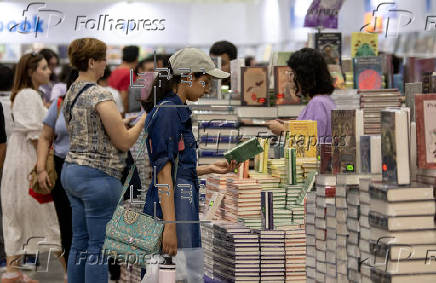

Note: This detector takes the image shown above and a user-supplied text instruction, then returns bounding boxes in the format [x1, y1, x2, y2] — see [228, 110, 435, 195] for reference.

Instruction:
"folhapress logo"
[0, 2, 64, 38]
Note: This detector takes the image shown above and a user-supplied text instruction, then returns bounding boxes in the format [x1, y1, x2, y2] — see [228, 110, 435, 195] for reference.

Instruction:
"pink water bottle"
[159, 255, 175, 283]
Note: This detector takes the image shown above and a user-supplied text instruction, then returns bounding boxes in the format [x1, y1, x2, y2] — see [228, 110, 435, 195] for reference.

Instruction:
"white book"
[359, 135, 382, 174]
[371, 199, 436, 216]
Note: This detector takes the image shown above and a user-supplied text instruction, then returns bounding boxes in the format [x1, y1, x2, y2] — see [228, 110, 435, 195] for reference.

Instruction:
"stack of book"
[257, 230, 286, 282]
[416, 168, 436, 186]
[342, 175, 361, 282]
[285, 228, 306, 282]
[226, 178, 262, 222]
[212, 223, 261, 282]
[330, 89, 360, 109]
[358, 89, 402, 134]
[289, 205, 305, 225]
[305, 191, 316, 282]
[206, 174, 232, 220]
[358, 175, 381, 282]
[300, 158, 319, 179]
[368, 182, 436, 282]
[274, 208, 294, 228]
[268, 158, 287, 184]
[257, 175, 286, 211]
[201, 222, 216, 280]
[325, 203, 337, 282]
[335, 175, 349, 282]
[314, 175, 336, 283]
[285, 184, 304, 208]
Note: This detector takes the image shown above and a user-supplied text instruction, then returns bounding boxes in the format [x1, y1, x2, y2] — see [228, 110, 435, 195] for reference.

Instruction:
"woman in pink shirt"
[268, 48, 336, 143]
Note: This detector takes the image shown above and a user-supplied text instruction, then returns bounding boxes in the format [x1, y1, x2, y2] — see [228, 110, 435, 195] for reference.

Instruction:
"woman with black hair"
[141, 48, 238, 282]
[268, 48, 336, 142]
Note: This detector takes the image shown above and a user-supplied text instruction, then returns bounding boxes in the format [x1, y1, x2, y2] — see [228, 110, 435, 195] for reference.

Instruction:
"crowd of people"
[0, 38, 335, 283]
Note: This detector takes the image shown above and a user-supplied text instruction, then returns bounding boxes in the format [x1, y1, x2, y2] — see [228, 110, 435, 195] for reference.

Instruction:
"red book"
[415, 94, 436, 169]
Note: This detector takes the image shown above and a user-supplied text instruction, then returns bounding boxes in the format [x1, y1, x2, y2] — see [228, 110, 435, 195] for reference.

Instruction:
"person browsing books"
[141, 48, 238, 283]
[268, 48, 336, 143]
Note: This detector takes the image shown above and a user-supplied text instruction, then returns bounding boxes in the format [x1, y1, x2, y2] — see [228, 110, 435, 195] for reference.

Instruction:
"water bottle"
[158, 255, 175, 283]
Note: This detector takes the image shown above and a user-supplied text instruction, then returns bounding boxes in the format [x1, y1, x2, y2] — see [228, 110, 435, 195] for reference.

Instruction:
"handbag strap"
[67, 83, 95, 123]
[116, 100, 179, 206]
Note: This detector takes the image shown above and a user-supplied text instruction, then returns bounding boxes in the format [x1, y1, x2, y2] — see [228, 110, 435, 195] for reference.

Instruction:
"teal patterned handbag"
[102, 101, 178, 268]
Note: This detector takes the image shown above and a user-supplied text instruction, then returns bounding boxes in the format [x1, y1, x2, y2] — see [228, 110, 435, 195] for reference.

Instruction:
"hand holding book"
[210, 160, 239, 174]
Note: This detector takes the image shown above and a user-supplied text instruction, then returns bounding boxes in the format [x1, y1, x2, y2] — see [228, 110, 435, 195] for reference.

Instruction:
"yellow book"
[262, 138, 270, 173]
[287, 120, 318, 158]
[351, 32, 378, 58]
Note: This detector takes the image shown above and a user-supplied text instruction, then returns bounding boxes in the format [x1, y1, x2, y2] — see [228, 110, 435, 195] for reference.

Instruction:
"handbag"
[28, 97, 65, 196]
[103, 101, 178, 268]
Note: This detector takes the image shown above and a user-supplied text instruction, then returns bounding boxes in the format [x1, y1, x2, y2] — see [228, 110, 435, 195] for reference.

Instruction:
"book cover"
[360, 135, 371, 174]
[273, 66, 300, 105]
[209, 55, 222, 99]
[224, 137, 264, 164]
[287, 120, 318, 158]
[351, 32, 378, 58]
[381, 109, 410, 185]
[241, 66, 268, 106]
[320, 143, 332, 174]
[331, 109, 363, 174]
[353, 56, 383, 90]
[230, 58, 244, 94]
[405, 82, 423, 122]
[315, 32, 342, 65]
[415, 94, 436, 169]
[328, 64, 345, 90]
[261, 191, 274, 230]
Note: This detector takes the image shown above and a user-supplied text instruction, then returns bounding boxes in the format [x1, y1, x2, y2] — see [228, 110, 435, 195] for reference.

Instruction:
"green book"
[224, 138, 264, 163]
[285, 148, 297, 185]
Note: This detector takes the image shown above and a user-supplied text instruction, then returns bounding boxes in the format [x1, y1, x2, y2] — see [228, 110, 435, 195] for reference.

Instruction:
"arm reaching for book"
[197, 160, 238, 176]
[267, 120, 286, 136]
[158, 162, 177, 256]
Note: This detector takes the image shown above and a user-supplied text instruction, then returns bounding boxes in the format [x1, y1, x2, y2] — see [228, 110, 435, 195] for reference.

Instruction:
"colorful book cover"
[304, 0, 344, 29]
[353, 56, 383, 90]
[331, 110, 358, 174]
[381, 111, 398, 183]
[241, 67, 268, 106]
[351, 32, 378, 58]
[415, 94, 436, 169]
[328, 64, 345, 90]
[261, 191, 274, 230]
[287, 120, 318, 158]
[273, 66, 300, 105]
[315, 32, 342, 65]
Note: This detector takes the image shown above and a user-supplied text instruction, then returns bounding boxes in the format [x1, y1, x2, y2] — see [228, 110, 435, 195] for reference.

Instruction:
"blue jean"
[61, 163, 122, 283]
